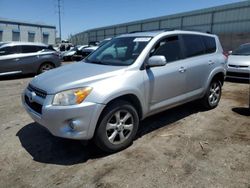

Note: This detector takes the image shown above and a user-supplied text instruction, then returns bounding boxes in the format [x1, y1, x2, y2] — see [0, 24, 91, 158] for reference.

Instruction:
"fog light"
[69, 120, 81, 130]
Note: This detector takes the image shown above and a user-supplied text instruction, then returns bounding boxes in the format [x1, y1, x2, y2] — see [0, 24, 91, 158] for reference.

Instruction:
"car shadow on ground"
[232, 107, 250, 116]
[17, 101, 206, 165]
[0, 74, 34, 81]
[226, 78, 250, 116]
[225, 77, 250, 84]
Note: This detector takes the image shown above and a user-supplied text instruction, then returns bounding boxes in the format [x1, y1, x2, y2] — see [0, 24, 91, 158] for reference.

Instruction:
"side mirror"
[146, 55, 167, 68]
[228, 50, 233, 55]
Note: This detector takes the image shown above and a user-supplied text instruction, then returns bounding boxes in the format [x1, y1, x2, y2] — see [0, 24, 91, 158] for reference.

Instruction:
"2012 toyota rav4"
[22, 30, 227, 153]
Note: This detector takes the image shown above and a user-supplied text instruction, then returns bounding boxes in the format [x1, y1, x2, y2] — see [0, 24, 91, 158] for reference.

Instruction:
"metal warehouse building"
[71, 1, 250, 50]
[0, 18, 56, 45]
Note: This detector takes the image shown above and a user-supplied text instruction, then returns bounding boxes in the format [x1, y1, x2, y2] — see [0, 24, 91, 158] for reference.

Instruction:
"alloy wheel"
[208, 82, 221, 106]
[106, 110, 134, 145]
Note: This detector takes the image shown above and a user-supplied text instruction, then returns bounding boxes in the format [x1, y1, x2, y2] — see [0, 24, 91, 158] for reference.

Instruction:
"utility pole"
[58, 0, 62, 41]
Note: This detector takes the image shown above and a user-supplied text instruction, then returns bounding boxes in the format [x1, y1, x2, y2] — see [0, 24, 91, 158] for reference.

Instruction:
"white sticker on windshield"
[133, 37, 151, 42]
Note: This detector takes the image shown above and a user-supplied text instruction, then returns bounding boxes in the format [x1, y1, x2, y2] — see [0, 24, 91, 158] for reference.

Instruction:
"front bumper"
[22, 88, 105, 140]
[226, 66, 250, 80]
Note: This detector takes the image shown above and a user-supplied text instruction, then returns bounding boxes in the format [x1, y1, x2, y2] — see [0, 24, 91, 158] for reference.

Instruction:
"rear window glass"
[182, 35, 205, 58]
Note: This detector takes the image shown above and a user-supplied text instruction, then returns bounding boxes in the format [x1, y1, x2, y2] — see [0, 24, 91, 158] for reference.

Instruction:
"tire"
[94, 100, 139, 153]
[202, 79, 222, 109]
[38, 63, 55, 74]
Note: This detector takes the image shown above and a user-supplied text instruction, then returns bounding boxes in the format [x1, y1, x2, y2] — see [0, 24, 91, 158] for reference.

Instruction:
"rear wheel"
[202, 79, 222, 109]
[38, 63, 54, 74]
[94, 100, 139, 153]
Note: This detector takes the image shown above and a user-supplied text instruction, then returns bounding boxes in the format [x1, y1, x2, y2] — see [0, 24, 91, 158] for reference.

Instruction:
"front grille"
[228, 64, 249, 68]
[27, 84, 47, 99]
[227, 71, 250, 78]
[25, 95, 43, 114]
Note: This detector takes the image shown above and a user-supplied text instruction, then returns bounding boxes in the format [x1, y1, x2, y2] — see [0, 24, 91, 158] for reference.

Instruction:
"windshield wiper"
[84, 59, 107, 65]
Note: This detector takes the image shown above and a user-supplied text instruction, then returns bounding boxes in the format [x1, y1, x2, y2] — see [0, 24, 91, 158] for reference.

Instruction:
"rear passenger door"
[18, 45, 41, 74]
[180, 34, 214, 95]
[146, 35, 187, 111]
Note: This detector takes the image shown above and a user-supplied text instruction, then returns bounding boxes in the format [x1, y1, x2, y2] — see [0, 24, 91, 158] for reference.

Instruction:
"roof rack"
[128, 29, 174, 34]
[177, 29, 212, 34]
[128, 28, 212, 34]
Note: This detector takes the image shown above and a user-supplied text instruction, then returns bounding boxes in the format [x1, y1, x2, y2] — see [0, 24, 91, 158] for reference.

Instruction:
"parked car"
[0, 42, 61, 76]
[226, 43, 250, 80]
[22, 30, 226, 153]
[71, 46, 98, 61]
[62, 45, 88, 61]
[88, 41, 99, 46]
[72, 38, 112, 61]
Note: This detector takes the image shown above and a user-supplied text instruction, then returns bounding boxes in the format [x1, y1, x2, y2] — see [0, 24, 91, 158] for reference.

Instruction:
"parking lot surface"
[0, 76, 249, 188]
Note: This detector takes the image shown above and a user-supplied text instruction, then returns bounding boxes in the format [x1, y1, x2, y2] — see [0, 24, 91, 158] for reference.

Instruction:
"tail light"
[52, 52, 60, 57]
[223, 51, 229, 59]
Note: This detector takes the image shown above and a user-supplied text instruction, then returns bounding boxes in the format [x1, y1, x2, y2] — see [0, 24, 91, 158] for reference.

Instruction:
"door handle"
[208, 60, 215, 65]
[14, 58, 20, 61]
[178, 67, 186, 73]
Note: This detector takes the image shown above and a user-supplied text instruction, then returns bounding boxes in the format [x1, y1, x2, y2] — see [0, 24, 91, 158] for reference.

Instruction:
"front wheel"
[202, 80, 222, 109]
[94, 100, 139, 153]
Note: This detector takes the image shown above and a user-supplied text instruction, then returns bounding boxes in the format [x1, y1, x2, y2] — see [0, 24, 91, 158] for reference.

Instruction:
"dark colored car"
[0, 42, 61, 76]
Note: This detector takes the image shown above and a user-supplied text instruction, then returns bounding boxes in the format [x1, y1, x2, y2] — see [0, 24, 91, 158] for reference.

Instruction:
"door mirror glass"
[147, 55, 167, 68]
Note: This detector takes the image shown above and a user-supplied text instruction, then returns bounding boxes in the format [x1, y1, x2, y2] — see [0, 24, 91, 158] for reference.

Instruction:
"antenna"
[57, 0, 62, 41]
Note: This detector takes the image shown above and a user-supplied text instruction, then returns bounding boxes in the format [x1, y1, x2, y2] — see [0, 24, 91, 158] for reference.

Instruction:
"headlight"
[52, 87, 92, 106]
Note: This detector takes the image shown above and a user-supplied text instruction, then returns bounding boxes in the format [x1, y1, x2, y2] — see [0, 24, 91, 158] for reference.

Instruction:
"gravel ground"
[0, 75, 249, 188]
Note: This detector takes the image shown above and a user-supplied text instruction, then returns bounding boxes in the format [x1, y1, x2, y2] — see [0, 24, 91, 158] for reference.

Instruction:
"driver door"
[145, 35, 188, 112]
[0, 46, 22, 74]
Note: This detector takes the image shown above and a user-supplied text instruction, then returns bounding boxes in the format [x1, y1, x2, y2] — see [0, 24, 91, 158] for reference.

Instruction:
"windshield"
[232, 44, 250, 55]
[85, 37, 151, 66]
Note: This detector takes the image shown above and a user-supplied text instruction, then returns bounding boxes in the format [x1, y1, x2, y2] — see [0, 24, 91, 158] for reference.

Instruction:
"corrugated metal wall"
[70, 1, 250, 50]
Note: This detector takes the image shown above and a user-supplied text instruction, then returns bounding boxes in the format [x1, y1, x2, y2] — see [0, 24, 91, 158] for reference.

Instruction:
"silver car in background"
[226, 43, 250, 80]
[22, 30, 226, 153]
[0, 42, 61, 76]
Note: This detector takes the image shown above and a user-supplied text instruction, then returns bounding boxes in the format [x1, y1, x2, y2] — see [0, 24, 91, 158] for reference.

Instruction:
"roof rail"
[178, 29, 212, 34]
[128, 29, 175, 34]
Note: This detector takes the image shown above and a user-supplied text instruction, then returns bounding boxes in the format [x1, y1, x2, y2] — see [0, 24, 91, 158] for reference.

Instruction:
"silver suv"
[22, 30, 227, 152]
[0, 42, 61, 76]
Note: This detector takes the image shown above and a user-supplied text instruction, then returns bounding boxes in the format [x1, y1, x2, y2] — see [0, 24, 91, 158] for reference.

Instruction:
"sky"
[0, 0, 245, 39]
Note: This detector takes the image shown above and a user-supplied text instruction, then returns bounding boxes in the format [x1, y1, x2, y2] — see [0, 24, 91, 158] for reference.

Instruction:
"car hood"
[30, 61, 127, 94]
[227, 55, 250, 66]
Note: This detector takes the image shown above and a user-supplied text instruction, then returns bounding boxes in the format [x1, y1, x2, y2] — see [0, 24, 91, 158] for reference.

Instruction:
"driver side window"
[0, 46, 21, 56]
[150, 35, 183, 63]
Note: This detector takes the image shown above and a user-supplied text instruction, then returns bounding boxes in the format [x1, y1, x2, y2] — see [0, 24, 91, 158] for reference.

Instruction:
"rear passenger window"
[202, 36, 216, 53]
[150, 35, 182, 62]
[182, 35, 205, 58]
[21, 45, 40, 53]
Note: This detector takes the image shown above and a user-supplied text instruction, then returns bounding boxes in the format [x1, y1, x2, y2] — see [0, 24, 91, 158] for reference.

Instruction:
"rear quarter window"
[202, 36, 216, 53]
[182, 34, 205, 58]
